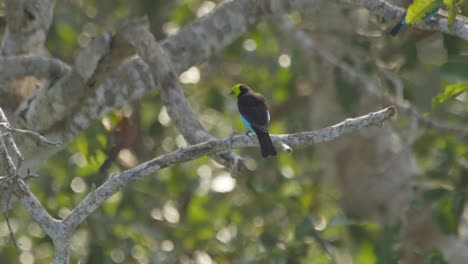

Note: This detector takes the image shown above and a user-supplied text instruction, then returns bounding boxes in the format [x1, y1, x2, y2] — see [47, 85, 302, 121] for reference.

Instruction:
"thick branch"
[52, 239, 70, 264]
[0, 107, 73, 263]
[0, 109, 21, 176]
[14, 179, 60, 238]
[0, 55, 71, 83]
[1, 0, 56, 55]
[62, 106, 396, 230]
[17, 32, 113, 132]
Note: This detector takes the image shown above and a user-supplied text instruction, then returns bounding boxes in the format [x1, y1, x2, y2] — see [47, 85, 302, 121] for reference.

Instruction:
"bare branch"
[0, 123, 61, 146]
[2, 0, 56, 55]
[62, 106, 396, 230]
[4, 212, 20, 251]
[52, 238, 71, 264]
[17, 32, 113, 132]
[0, 55, 71, 83]
[13, 178, 60, 238]
[0, 109, 20, 176]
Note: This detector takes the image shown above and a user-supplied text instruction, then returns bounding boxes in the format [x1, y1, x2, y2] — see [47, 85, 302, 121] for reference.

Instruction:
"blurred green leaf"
[444, 0, 457, 27]
[425, 248, 448, 264]
[432, 82, 468, 109]
[435, 194, 458, 234]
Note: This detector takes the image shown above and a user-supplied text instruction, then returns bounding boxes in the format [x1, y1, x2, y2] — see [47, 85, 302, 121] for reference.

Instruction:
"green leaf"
[406, 0, 443, 25]
[432, 82, 468, 109]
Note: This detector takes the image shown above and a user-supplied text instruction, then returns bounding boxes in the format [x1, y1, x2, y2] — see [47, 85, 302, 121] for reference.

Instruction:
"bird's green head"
[230, 84, 249, 97]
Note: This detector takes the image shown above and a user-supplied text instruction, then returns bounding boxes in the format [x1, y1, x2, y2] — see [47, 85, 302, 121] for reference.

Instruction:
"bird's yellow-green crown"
[231, 84, 243, 96]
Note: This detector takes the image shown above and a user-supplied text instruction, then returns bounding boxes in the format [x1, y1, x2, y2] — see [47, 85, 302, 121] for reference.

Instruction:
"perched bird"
[391, 3, 443, 36]
[230, 84, 277, 158]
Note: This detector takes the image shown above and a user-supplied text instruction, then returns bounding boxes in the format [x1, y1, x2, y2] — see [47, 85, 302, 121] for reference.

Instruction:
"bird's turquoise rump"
[391, 3, 443, 36]
[240, 115, 253, 131]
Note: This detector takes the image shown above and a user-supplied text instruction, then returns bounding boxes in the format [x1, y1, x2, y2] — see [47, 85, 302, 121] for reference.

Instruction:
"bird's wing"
[238, 93, 270, 133]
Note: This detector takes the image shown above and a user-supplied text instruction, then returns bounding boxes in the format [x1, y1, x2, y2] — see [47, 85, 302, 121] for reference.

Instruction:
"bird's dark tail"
[255, 131, 277, 158]
[390, 19, 408, 36]
[99, 146, 120, 173]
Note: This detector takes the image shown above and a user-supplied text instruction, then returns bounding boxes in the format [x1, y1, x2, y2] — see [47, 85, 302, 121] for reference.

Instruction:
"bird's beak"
[229, 90, 234, 96]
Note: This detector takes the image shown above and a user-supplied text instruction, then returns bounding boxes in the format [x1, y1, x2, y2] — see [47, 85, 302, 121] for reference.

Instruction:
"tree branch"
[2, 104, 395, 263]
[17, 32, 113, 132]
[62, 106, 396, 230]
[0, 55, 71, 83]
[13, 179, 60, 238]
[0, 106, 74, 264]
[0, 123, 61, 146]
[1, 0, 56, 55]
[14, 0, 468, 168]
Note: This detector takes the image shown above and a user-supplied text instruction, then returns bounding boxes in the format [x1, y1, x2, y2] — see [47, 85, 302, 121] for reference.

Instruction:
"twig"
[13, 178, 59, 238]
[4, 191, 20, 251]
[0, 123, 61, 146]
[0, 107, 60, 249]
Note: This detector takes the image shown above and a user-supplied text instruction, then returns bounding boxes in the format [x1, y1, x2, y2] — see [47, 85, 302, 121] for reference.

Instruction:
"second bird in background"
[391, 2, 444, 36]
[230, 84, 277, 158]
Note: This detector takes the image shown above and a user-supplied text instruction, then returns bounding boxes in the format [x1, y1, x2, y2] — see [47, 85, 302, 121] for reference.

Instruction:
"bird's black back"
[237, 90, 269, 133]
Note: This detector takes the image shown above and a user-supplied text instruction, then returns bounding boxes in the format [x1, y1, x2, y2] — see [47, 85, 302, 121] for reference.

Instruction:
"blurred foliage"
[431, 82, 468, 110]
[1, 0, 468, 263]
[443, 0, 466, 28]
